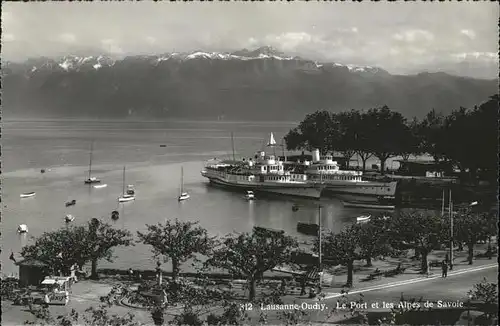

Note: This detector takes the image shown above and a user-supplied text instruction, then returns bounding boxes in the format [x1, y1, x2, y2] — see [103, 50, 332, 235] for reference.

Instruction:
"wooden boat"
[84, 141, 101, 184]
[245, 191, 255, 200]
[343, 201, 395, 210]
[356, 215, 371, 224]
[93, 184, 107, 189]
[65, 215, 75, 223]
[41, 169, 46, 173]
[297, 222, 319, 236]
[65, 200, 76, 207]
[292, 204, 300, 212]
[118, 166, 135, 203]
[111, 210, 119, 220]
[178, 167, 190, 201]
[17, 224, 28, 233]
[160, 144, 167, 148]
[254, 226, 284, 235]
[20, 192, 36, 198]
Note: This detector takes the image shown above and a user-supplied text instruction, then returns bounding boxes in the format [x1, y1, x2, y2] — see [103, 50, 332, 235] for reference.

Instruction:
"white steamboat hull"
[204, 173, 322, 199]
[322, 181, 398, 203]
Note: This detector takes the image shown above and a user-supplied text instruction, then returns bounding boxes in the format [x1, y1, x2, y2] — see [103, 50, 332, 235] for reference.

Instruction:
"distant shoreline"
[2, 117, 299, 125]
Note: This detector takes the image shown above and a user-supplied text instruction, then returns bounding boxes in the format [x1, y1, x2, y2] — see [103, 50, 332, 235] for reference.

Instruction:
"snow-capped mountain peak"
[5, 47, 387, 76]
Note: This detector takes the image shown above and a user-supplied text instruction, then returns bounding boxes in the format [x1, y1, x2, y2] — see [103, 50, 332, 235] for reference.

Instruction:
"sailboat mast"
[180, 166, 184, 194]
[88, 141, 94, 180]
[231, 132, 235, 161]
[122, 166, 126, 195]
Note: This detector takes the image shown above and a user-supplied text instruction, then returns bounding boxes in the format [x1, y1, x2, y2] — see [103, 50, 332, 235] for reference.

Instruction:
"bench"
[429, 260, 441, 268]
[366, 269, 384, 280]
[383, 266, 406, 277]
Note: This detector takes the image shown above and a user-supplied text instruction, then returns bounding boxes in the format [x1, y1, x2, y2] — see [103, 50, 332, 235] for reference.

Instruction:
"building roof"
[15, 258, 50, 267]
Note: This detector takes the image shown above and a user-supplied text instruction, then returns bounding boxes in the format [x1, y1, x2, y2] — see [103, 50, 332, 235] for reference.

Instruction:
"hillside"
[2, 46, 496, 120]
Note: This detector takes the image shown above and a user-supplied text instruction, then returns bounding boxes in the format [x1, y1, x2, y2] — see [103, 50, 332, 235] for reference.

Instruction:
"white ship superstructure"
[301, 149, 398, 204]
[201, 150, 323, 199]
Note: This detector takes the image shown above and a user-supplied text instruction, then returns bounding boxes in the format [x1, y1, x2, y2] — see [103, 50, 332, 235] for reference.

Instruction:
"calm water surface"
[1, 120, 391, 276]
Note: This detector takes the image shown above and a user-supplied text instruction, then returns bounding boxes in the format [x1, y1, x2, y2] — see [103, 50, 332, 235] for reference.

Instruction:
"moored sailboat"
[118, 166, 135, 203]
[178, 166, 190, 201]
[84, 141, 101, 184]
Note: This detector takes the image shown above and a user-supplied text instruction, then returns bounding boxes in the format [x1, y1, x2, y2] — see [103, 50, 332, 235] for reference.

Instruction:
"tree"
[24, 304, 138, 326]
[317, 224, 362, 287]
[20, 226, 90, 275]
[453, 211, 492, 265]
[399, 117, 422, 161]
[87, 218, 134, 280]
[336, 110, 360, 169]
[205, 227, 298, 301]
[137, 219, 216, 281]
[389, 209, 446, 273]
[468, 278, 498, 321]
[350, 111, 373, 172]
[363, 106, 408, 174]
[283, 128, 306, 152]
[284, 110, 337, 153]
[357, 215, 392, 267]
[20, 220, 133, 278]
[418, 108, 445, 162]
[468, 278, 498, 306]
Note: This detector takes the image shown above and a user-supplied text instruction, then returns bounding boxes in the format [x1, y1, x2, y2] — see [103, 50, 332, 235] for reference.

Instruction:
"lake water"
[1, 120, 394, 276]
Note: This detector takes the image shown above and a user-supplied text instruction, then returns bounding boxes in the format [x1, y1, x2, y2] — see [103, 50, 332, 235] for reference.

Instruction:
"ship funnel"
[312, 149, 320, 162]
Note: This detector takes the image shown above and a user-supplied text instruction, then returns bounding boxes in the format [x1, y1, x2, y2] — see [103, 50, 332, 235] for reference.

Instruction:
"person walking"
[300, 277, 306, 296]
[441, 260, 448, 278]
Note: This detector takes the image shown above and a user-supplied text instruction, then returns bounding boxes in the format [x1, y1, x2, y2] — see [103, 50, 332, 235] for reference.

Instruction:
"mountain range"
[2, 46, 497, 121]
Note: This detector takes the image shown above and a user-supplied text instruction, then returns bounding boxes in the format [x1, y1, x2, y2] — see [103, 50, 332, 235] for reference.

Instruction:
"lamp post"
[318, 204, 323, 293]
[467, 294, 472, 326]
[449, 188, 454, 271]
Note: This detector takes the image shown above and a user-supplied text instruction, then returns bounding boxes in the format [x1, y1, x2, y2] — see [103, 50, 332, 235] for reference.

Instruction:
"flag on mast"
[267, 132, 277, 147]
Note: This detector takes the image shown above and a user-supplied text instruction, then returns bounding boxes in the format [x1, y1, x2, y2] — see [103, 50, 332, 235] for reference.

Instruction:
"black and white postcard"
[1, 2, 498, 325]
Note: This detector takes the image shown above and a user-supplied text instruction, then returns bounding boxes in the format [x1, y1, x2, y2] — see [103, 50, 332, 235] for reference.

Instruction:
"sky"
[2, 2, 499, 76]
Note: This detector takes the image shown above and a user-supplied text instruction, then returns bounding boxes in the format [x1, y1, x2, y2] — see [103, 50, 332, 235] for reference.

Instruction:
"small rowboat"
[84, 177, 101, 184]
[17, 224, 28, 233]
[65, 200, 76, 207]
[20, 192, 36, 198]
[356, 215, 371, 224]
[65, 215, 75, 223]
[111, 210, 119, 220]
[245, 191, 255, 200]
[93, 184, 107, 189]
[118, 195, 135, 203]
[178, 192, 190, 201]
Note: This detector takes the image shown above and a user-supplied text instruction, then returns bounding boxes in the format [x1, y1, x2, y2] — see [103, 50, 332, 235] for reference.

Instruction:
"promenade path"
[2, 243, 497, 325]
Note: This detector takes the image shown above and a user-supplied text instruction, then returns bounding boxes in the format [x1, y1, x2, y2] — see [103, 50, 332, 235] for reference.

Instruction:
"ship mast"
[88, 141, 94, 180]
[231, 132, 235, 161]
[122, 166, 126, 196]
[180, 166, 184, 195]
